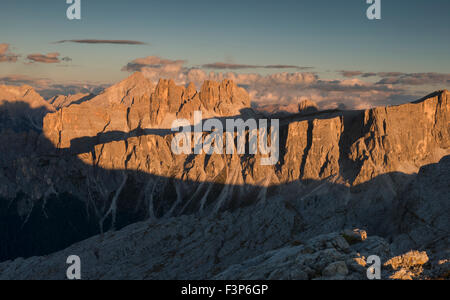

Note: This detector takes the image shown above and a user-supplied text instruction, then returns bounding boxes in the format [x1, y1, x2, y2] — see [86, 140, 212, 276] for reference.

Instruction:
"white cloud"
[0, 43, 19, 63]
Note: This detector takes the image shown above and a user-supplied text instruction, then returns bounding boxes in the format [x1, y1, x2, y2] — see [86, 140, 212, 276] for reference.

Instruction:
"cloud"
[376, 72, 450, 86]
[0, 43, 19, 63]
[375, 72, 401, 77]
[339, 70, 407, 78]
[361, 72, 377, 78]
[202, 62, 312, 70]
[122, 56, 187, 83]
[0, 75, 51, 87]
[265, 65, 313, 70]
[339, 70, 363, 78]
[338, 70, 450, 86]
[121, 56, 186, 73]
[26, 52, 61, 64]
[55, 39, 147, 45]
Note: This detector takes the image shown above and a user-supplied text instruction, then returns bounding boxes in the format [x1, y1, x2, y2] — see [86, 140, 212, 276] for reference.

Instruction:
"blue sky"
[0, 0, 449, 107]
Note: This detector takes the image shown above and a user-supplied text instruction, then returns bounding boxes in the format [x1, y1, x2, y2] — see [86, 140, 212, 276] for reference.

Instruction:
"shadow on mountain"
[0, 100, 49, 131]
[67, 108, 349, 156]
[68, 107, 270, 155]
[0, 101, 447, 263]
[69, 94, 96, 107]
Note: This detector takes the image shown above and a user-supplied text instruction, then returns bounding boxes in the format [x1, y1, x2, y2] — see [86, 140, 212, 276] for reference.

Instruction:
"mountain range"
[0, 72, 448, 280]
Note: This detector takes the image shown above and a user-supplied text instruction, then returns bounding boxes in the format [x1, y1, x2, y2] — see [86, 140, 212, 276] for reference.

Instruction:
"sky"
[0, 0, 449, 109]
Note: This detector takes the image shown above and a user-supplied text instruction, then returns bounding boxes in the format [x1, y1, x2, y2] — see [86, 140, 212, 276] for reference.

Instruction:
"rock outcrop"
[298, 99, 319, 113]
[48, 93, 95, 110]
[0, 215, 445, 280]
[0, 156, 448, 279]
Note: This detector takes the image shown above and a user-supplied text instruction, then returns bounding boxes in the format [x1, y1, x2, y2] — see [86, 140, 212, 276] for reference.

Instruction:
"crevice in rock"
[300, 120, 314, 179]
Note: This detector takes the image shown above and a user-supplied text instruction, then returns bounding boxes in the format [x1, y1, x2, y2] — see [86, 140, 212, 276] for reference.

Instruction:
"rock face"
[385, 251, 429, 280]
[0, 84, 55, 130]
[256, 99, 318, 116]
[298, 99, 319, 113]
[0, 73, 448, 280]
[391, 155, 450, 272]
[347, 92, 449, 184]
[86, 72, 155, 107]
[48, 93, 95, 110]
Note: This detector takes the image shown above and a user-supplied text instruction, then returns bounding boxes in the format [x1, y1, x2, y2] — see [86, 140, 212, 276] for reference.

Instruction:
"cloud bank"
[376, 73, 450, 86]
[339, 70, 450, 86]
[119, 56, 429, 110]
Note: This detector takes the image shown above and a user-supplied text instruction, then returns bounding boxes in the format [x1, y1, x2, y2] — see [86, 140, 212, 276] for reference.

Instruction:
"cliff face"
[42, 72, 449, 188]
[48, 93, 95, 110]
[347, 91, 449, 184]
[280, 90, 449, 185]
[0, 73, 448, 263]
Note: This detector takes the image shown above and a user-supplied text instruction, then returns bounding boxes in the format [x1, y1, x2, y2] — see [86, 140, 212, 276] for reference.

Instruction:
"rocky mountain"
[0, 73, 448, 279]
[0, 84, 55, 130]
[0, 84, 54, 111]
[85, 72, 155, 107]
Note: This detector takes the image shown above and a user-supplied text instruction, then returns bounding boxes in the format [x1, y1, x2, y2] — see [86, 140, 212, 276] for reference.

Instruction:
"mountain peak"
[114, 72, 154, 90]
[413, 89, 449, 104]
[0, 84, 54, 111]
[0, 84, 54, 130]
[82, 72, 155, 107]
[121, 71, 147, 83]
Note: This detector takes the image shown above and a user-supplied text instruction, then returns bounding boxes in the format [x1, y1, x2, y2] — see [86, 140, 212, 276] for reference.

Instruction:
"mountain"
[0, 84, 54, 111]
[43, 85, 448, 191]
[0, 84, 55, 130]
[82, 72, 155, 107]
[256, 99, 319, 116]
[0, 74, 448, 279]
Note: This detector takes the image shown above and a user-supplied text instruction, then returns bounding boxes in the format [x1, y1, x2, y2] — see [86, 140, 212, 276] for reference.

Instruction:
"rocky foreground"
[0, 153, 448, 280]
[0, 155, 448, 280]
[0, 73, 448, 279]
